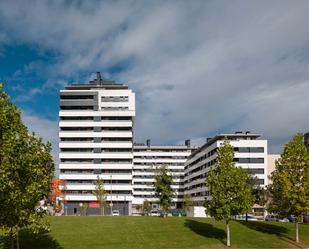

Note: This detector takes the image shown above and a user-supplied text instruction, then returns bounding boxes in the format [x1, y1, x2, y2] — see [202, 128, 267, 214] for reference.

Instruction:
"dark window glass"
[246, 168, 264, 174]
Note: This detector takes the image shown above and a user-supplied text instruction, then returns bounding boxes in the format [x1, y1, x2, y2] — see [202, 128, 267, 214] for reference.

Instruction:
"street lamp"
[110, 175, 113, 215]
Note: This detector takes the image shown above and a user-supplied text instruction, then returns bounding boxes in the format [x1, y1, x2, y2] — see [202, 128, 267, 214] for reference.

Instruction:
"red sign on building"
[89, 202, 100, 208]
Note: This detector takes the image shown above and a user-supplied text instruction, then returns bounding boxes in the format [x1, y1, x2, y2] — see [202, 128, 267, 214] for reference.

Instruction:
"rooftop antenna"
[96, 72, 102, 84]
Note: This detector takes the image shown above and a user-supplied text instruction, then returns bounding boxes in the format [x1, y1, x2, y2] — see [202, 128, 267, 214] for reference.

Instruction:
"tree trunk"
[245, 212, 248, 222]
[295, 221, 299, 243]
[10, 228, 15, 249]
[226, 221, 231, 247]
[16, 230, 19, 249]
[103, 206, 105, 216]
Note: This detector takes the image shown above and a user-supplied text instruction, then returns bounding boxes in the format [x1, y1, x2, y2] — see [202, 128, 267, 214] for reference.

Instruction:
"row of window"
[66, 190, 131, 195]
[61, 106, 94, 110]
[186, 148, 217, 169]
[186, 146, 265, 170]
[60, 148, 132, 153]
[133, 194, 184, 198]
[60, 127, 132, 131]
[101, 107, 129, 111]
[185, 157, 264, 174]
[65, 180, 131, 184]
[134, 156, 187, 159]
[134, 149, 190, 153]
[235, 158, 264, 164]
[133, 175, 183, 179]
[60, 159, 132, 163]
[133, 181, 184, 186]
[185, 159, 216, 174]
[61, 169, 132, 174]
[101, 96, 128, 102]
[60, 95, 94, 100]
[234, 147, 264, 153]
[184, 182, 205, 191]
[133, 169, 183, 173]
[61, 137, 132, 142]
[60, 116, 132, 121]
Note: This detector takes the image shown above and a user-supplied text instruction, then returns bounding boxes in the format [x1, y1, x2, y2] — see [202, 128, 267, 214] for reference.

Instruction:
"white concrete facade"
[267, 154, 280, 185]
[184, 132, 268, 206]
[58, 73, 135, 215]
[132, 142, 195, 211]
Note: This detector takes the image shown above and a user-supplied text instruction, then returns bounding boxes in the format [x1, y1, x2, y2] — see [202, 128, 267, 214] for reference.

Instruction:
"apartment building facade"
[132, 140, 195, 214]
[184, 132, 268, 207]
[58, 73, 270, 216]
[59, 73, 135, 215]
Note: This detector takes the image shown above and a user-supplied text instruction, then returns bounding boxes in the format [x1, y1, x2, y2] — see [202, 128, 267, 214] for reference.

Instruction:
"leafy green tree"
[184, 194, 193, 212]
[154, 165, 174, 218]
[135, 204, 141, 214]
[142, 199, 151, 216]
[93, 176, 107, 216]
[205, 139, 254, 247]
[80, 203, 88, 216]
[246, 173, 269, 221]
[268, 134, 309, 243]
[0, 83, 54, 249]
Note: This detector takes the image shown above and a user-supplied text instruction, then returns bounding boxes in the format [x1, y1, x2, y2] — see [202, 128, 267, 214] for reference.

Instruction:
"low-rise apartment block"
[132, 140, 195, 214]
[184, 132, 268, 207]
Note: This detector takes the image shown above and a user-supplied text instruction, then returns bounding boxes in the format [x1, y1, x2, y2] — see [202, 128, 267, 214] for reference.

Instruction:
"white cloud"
[1, 0, 309, 153]
[22, 112, 59, 170]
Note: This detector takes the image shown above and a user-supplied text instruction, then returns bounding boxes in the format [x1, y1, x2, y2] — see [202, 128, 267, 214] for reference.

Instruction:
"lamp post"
[124, 194, 126, 216]
[110, 175, 113, 215]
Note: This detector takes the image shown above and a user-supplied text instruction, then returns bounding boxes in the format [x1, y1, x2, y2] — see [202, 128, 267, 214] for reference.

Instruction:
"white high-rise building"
[184, 132, 268, 207]
[132, 140, 195, 214]
[59, 72, 135, 215]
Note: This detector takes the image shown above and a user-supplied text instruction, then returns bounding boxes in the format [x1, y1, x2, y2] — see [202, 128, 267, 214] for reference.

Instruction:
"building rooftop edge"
[188, 132, 264, 159]
[63, 72, 129, 90]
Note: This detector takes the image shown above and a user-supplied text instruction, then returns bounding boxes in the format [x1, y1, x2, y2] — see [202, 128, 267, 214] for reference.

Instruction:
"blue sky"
[1, 0, 309, 164]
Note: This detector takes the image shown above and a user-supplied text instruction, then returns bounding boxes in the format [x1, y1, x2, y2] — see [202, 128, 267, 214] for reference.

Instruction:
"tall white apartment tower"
[59, 72, 135, 215]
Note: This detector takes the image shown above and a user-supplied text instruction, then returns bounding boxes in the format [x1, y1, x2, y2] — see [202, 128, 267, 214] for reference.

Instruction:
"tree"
[142, 199, 151, 216]
[0, 83, 55, 249]
[93, 176, 107, 216]
[49, 179, 64, 205]
[184, 194, 193, 212]
[204, 139, 254, 247]
[268, 134, 309, 243]
[80, 203, 88, 216]
[154, 165, 174, 218]
[246, 174, 269, 222]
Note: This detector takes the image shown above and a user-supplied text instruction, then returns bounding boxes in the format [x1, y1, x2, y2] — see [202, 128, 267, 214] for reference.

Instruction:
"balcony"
[59, 120, 132, 127]
[59, 110, 135, 117]
[59, 152, 133, 159]
[59, 131, 133, 138]
[59, 173, 133, 180]
[59, 163, 133, 170]
[59, 142, 132, 148]
[63, 194, 134, 202]
[62, 184, 132, 191]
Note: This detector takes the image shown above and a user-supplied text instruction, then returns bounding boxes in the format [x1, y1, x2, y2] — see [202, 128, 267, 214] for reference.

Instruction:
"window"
[236, 158, 264, 164]
[246, 168, 264, 174]
[235, 147, 264, 153]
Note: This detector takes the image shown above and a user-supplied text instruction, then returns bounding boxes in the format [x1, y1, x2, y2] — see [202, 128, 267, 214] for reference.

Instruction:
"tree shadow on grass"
[237, 221, 303, 249]
[184, 219, 226, 246]
[237, 221, 287, 235]
[0, 230, 63, 249]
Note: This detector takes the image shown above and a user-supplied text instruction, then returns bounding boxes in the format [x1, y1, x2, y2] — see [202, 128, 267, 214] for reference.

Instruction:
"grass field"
[1, 217, 309, 249]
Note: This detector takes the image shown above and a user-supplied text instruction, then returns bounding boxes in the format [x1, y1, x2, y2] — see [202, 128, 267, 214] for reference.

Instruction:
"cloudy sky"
[1, 0, 309, 164]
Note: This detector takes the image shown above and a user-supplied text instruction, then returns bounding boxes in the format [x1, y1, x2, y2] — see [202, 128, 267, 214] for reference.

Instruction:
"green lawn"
[1, 217, 309, 249]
